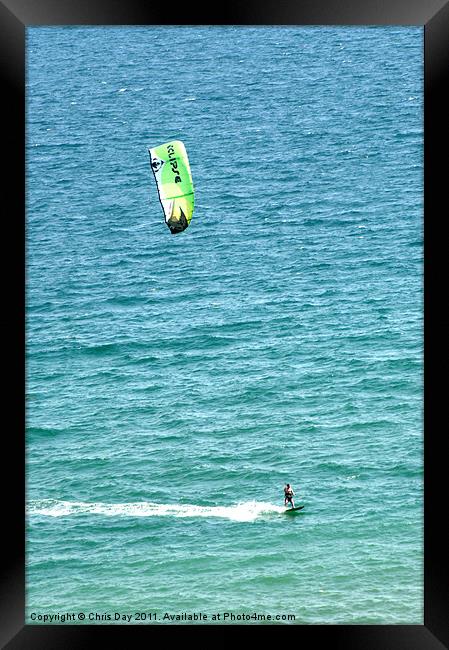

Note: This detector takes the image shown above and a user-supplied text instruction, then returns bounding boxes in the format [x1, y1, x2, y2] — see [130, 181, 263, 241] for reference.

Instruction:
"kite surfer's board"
[284, 506, 304, 514]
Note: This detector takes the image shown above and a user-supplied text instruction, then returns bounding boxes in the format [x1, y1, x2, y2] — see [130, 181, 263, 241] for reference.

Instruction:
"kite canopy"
[149, 140, 194, 234]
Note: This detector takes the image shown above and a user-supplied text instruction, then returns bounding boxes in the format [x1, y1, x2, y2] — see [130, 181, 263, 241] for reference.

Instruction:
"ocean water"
[26, 26, 423, 625]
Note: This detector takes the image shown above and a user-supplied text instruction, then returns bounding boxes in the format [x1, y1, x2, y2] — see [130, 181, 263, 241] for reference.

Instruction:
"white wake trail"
[27, 499, 286, 522]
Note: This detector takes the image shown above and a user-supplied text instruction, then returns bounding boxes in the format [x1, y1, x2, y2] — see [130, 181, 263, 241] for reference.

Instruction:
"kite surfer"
[284, 483, 295, 509]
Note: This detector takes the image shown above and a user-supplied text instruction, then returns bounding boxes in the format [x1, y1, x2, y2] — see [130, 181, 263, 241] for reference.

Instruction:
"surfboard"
[284, 506, 304, 514]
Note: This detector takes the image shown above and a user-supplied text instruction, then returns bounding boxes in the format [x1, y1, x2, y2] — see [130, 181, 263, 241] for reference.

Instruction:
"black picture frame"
[3, 0, 447, 647]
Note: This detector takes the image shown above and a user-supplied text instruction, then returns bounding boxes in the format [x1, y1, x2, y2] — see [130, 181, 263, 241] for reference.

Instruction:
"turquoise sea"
[26, 26, 423, 624]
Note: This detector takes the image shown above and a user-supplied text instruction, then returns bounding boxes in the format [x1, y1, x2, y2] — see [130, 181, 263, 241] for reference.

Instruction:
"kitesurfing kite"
[148, 140, 194, 234]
